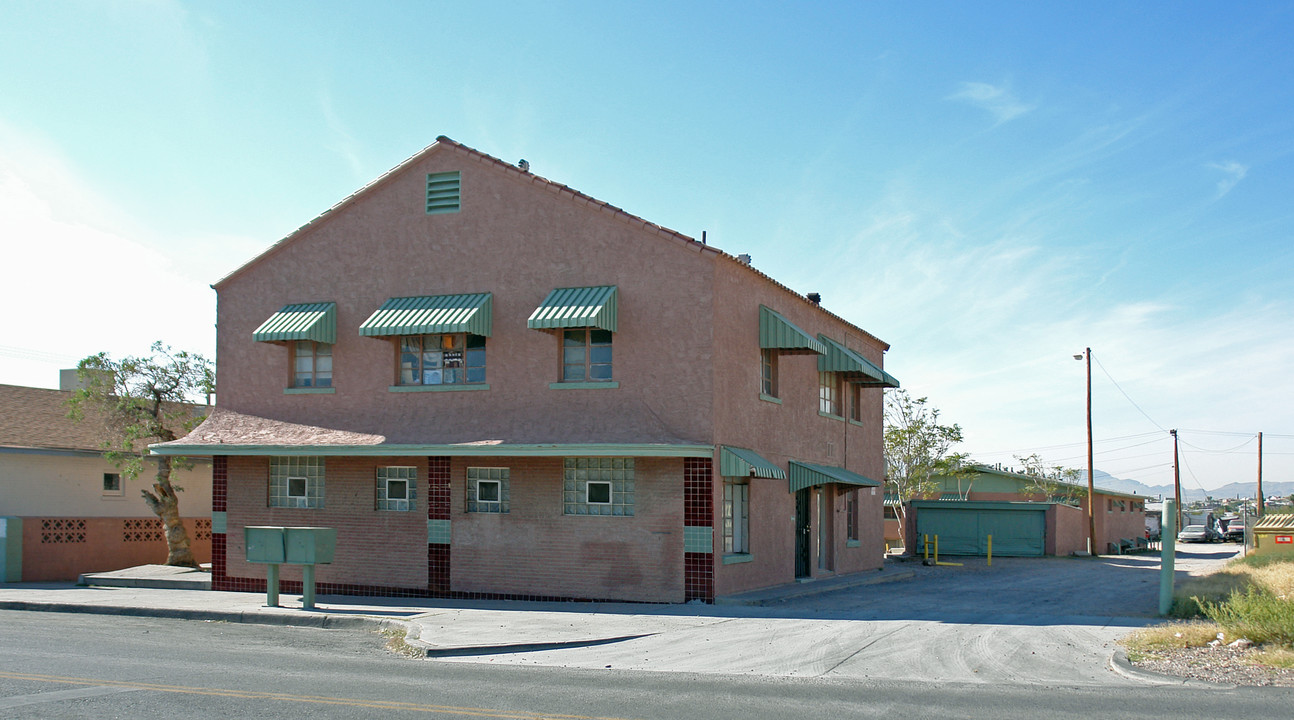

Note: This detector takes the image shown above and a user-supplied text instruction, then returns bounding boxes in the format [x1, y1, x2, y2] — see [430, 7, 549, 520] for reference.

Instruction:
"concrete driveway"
[429, 544, 1241, 686]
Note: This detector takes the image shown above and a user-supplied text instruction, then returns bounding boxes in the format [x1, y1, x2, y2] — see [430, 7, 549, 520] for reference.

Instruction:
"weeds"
[1121, 621, 1221, 661]
[380, 627, 422, 658]
[1196, 587, 1294, 647]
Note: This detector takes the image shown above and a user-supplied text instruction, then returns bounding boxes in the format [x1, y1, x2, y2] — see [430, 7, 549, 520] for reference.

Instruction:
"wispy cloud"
[947, 81, 1035, 124]
[318, 86, 366, 181]
[1208, 160, 1248, 198]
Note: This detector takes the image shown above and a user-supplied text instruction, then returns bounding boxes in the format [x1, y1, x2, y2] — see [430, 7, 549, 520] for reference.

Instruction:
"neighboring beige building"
[154, 136, 898, 602]
[0, 381, 212, 581]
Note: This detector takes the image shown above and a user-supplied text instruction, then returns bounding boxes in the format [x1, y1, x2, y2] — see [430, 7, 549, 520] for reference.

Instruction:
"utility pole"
[1171, 429, 1182, 531]
[1257, 431, 1264, 518]
[1083, 348, 1095, 555]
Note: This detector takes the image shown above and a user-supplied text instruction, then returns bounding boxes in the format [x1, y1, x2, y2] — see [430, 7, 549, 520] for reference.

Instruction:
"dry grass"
[380, 627, 423, 658]
[1169, 555, 1294, 618]
[1121, 621, 1223, 661]
[1255, 647, 1294, 669]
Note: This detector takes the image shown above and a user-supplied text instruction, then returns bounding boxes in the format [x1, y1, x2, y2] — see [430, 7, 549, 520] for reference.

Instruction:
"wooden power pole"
[1257, 431, 1264, 518]
[1171, 429, 1182, 531]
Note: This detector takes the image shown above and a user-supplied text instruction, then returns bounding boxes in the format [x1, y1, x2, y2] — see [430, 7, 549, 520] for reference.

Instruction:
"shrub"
[1196, 587, 1294, 647]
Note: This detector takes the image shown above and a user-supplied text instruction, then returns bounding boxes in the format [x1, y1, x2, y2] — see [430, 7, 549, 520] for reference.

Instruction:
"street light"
[1076, 348, 1096, 555]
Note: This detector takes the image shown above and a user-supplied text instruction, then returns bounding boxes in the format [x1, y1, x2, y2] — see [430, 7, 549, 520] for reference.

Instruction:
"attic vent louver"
[426, 171, 461, 215]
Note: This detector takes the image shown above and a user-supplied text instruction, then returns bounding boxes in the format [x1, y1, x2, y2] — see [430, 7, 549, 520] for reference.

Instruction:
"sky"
[2, 1, 1292, 493]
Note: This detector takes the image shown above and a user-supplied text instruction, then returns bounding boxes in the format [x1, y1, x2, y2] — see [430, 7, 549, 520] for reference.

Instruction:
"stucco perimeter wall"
[214, 144, 716, 446]
[20, 516, 212, 581]
[222, 456, 429, 590]
[449, 456, 684, 603]
[0, 453, 212, 518]
[1049, 503, 1087, 556]
[708, 259, 888, 595]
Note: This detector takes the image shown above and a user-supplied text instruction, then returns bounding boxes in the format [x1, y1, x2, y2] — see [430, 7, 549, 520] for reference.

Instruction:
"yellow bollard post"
[987, 535, 992, 567]
[923, 534, 929, 563]
[934, 534, 939, 564]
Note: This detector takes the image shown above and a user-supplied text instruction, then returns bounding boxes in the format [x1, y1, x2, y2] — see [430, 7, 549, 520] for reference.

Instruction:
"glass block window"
[564, 457, 634, 516]
[466, 467, 510, 513]
[723, 479, 749, 554]
[376, 466, 417, 511]
[269, 456, 325, 509]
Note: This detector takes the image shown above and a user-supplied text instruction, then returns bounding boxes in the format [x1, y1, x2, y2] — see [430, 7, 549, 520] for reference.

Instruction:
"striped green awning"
[760, 306, 826, 355]
[719, 446, 785, 479]
[817, 335, 899, 388]
[252, 303, 337, 344]
[787, 460, 882, 493]
[938, 493, 964, 501]
[527, 286, 618, 332]
[359, 293, 492, 337]
[884, 493, 902, 507]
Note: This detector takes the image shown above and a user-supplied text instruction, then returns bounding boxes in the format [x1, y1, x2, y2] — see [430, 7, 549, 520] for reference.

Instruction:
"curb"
[411, 634, 654, 658]
[1108, 649, 1238, 689]
[0, 600, 405, 633]
[716, 569, 917, 606]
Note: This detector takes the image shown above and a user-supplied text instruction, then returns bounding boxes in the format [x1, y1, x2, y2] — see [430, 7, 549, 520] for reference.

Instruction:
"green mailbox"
[284, 527, 337, 564]
[244, 526, 286, 564]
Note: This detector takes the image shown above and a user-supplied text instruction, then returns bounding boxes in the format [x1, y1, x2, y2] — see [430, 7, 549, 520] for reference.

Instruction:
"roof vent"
[807, 293, 821, 305]
[737, 253, 752, 265]
[517, 159, 530, 172]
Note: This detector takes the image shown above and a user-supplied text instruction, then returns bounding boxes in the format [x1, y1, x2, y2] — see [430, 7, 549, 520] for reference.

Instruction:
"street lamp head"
[1073, 353, 1084, 361]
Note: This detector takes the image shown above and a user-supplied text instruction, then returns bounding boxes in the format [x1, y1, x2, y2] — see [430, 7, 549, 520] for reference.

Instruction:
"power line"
[1092, 352, 1169, 433]
[1178, 436, 1259, 454]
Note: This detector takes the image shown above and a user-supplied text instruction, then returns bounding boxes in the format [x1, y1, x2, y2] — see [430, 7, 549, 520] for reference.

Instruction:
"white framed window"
[377, 466, 418, 511]
[270, 457, 325, 508]
[564, 458, 633, 516]
[723, 479, 749, 554]
[819, 371, 842, 416]
[292, 341, 333, 388]
[102, 472, 123, 497]
[760, 349, 778, 397]
[562, 328, 613, 382]
[466, 467, 509, 513]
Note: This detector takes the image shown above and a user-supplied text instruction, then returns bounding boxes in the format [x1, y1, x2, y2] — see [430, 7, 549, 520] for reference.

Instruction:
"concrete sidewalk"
[0, 561, 1162, 686]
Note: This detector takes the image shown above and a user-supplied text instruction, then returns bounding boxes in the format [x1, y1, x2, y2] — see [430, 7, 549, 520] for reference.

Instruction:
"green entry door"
[915, 504, 1046, 557]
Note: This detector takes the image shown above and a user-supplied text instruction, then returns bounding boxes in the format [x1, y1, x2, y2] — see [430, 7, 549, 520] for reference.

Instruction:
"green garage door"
[913, 502, 1046, 557]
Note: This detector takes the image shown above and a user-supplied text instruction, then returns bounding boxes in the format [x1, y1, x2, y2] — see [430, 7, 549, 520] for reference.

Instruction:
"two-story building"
[153, 136, 898, 602]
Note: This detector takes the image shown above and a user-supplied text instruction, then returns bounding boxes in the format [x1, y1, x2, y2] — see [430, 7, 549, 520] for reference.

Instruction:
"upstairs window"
[399, 333, 486, 386]
[293, 341, 333, 388]
[563, 329, 613, 382]
[760, 349, 778, 398]
[819, 372, 842, 416]
[848, 383, 864, 422]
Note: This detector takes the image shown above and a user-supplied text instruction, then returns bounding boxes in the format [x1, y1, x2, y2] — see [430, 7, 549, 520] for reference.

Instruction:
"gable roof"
[0, 383, 207, 455]
[214, 136, 889, 351]
[966, 464, 1148, 502]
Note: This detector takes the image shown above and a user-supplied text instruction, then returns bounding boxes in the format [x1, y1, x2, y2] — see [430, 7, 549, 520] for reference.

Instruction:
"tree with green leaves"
[66, 342, 214, 567]
[1014, 453, 1086, 506]
[883, 390, 968, 547]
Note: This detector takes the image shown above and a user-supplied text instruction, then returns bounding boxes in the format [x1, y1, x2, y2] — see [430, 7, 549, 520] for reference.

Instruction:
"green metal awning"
[759, 306, 826, 355]
[884, 493, 902, 507]
[719, 446, 785, 479]
[527, 286, 618, 332]
[816, 335, 900, 388]
[252, 302, 337, 343]
[359, 293, 493, 337]
[787, 460, 882, 493]
[938, 493, 964, 501]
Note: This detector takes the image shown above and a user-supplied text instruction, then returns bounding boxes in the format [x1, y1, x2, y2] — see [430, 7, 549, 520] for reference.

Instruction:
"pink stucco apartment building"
[153, 136, 899, 602]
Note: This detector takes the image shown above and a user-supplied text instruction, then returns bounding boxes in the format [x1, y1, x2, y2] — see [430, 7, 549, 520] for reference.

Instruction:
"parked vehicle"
[1219, 516, 1246, 543]
[1177, 524, 1217, 543]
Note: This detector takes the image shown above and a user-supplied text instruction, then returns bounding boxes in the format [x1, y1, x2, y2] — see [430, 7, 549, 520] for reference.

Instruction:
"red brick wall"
[449, 456, 685, 603]
[221, 456, 428, 590]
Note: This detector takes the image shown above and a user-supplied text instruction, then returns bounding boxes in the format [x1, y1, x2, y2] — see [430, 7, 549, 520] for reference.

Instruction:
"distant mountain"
[1086, 470, 1294, 502]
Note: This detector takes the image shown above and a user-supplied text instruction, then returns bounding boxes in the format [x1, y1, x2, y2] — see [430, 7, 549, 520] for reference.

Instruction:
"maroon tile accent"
[427, 457, 451, 521]
[212, 456, 228, 513]
[211, 533, 227, 586]
[428, 544, 450, 594]
[684, 552, 714, 602]
[683, 457, 714, 602]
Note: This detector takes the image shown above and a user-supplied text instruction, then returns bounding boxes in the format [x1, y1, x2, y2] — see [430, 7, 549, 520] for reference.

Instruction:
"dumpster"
[1251, 514, 1294, 558]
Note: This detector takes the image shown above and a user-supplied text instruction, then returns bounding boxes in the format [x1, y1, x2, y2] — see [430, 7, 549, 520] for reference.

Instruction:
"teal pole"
[265, 564, 280, 607]
[302, 564, 316, 610]
[1159, 500, 1177, 615]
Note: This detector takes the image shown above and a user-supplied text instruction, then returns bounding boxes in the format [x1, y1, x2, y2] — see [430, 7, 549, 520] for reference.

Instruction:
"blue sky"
[3, 1, 1292, 492]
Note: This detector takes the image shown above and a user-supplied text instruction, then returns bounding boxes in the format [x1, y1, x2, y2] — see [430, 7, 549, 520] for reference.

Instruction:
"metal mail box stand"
[244, 526, 337, 609]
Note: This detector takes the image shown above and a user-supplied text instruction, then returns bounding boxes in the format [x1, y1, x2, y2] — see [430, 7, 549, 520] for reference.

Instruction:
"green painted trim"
[848, 419, 865, 428]
[909, 500, 1050, 511]
[818, 411, 845, 422]
[359, 293, 492, 337]
[528, 286, 618, 332]
[284, 387, 336, 395]
[683, 525, 713, 553]
[252, 302, 337, 344]
[153, 442, 715, 458]
[548, 381, 619, 390]
[719, 446, 785, 479]
[388, 384, 490, 393]
[211, 512, 227, 535]
[846, 539, 861, 548]
[427, 519, 452, 545]
[758, 393, 782, 405]
[426, 171, 461, 214]
[722, 553, 754, 565]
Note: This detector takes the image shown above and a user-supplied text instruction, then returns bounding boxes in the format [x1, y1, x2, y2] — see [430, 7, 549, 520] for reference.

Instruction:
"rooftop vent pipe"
[517, 159, 530, 172]
[737, 253, 752, 265]
[807, 293, 821, 305]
